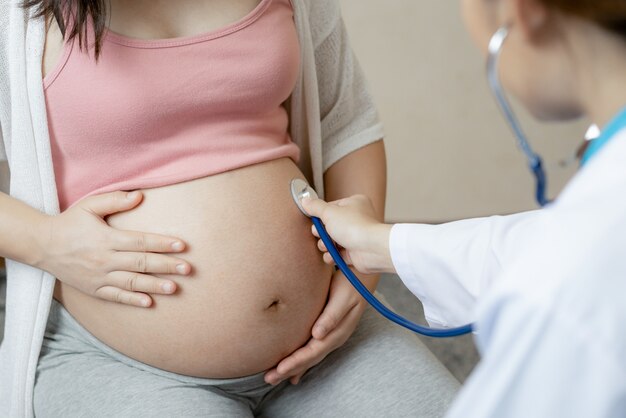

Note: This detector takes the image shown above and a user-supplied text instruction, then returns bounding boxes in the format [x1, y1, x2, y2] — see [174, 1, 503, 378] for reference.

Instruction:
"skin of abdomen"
[53, 158, 334, 378]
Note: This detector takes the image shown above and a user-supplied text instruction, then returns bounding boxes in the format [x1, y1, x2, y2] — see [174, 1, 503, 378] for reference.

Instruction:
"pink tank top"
[44, 0, 301, 211]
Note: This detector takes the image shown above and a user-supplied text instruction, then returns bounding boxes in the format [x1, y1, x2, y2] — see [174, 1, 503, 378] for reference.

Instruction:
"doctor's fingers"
[301, 197, 331, 219]
[317, 239, 352, 266]
[109, 251, 192, 276]
[317, 238, 328, 252]
[322, 251, 353, 266]
[305, 196, 363, 216]
[333, 195, 369, 207]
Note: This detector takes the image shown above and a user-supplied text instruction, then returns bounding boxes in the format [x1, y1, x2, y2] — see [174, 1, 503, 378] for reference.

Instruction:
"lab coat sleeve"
[445, 296, 626, 418]
[389, 210, 542, 327]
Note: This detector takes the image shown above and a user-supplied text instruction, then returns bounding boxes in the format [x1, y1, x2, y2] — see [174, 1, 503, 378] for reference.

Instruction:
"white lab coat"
[389, 131, 626, 417]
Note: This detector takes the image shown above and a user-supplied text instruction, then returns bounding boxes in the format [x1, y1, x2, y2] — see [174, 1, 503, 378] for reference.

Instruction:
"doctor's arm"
[390, 211, 542, 327]
[305, 196, 545, 328]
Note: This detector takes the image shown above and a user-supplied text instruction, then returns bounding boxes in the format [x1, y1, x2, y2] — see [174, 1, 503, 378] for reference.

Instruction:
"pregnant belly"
[53, 158, 334, 378]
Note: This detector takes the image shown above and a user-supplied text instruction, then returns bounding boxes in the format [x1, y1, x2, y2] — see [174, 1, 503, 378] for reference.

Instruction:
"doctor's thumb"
[301, 197, 329, 219]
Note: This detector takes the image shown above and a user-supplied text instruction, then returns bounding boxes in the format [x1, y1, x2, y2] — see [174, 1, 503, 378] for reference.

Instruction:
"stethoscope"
[291, 178, 473, 338]
[290, 26, 602, 338]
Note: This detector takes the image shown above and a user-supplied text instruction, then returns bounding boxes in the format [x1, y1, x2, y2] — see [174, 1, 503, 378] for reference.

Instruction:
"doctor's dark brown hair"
[541, 0, 626, 36]
[22, 0, 626, 59]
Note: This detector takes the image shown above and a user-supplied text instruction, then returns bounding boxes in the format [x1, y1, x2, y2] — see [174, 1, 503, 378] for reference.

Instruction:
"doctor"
[302, 0, 626, 416]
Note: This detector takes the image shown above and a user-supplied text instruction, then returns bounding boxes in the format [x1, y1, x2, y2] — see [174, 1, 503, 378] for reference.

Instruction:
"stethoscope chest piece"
[291, 178, 318, 217]
[288, 178, 472, 338]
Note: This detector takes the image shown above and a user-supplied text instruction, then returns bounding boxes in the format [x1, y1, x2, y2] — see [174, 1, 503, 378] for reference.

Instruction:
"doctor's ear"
[499, 0, 550, 39]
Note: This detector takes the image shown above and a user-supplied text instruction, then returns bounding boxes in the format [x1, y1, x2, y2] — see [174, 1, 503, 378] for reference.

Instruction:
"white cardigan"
[0, 1, 385, 415]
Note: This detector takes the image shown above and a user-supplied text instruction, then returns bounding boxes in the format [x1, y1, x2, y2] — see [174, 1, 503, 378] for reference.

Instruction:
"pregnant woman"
[0, 0, 459, 416]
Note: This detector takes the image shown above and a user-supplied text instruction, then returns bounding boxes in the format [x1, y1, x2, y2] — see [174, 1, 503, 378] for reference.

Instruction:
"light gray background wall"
[340, 0, 588, 223]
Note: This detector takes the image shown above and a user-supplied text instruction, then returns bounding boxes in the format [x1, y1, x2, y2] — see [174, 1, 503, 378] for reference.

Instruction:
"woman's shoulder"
[296, 0, 342, 46]
[299, 0, 340, 16]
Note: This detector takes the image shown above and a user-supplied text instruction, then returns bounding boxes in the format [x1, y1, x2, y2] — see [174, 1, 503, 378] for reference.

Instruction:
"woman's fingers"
[264, 301, 363, 385]
[79, 190, 143, 218]
[277, 339, 326, 377]
[114, 230, 186, 253]
[311, 282, 358, 340]
[289, 371, 306, 386]
[111, 252, 191, 275]
[93, 286, 153, 308]
[106, 271, 177, 295]
[265, 339, 326, 385]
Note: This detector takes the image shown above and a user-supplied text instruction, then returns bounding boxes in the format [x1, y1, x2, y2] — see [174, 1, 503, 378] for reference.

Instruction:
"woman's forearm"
[324, 140, 387, 220]
[324, 139, 387, 287]
[0, 191, 47, 266]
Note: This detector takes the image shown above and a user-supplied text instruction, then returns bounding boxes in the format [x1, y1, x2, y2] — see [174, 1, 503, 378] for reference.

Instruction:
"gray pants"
[34, 298, 459, 417]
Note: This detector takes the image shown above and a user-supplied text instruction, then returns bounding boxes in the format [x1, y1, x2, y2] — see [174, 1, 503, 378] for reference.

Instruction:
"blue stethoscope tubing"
[304, 25, 612, 339]
[487, 27, 550, 207]
[311, 216, 474, 338]
[300, 28, 553, 339]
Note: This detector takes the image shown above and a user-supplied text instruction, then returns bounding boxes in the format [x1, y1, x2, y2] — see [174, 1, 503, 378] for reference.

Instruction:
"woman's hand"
[302, 195, 395, 275]
[33, 190, 192, 308]
[264, 268, 374, 386]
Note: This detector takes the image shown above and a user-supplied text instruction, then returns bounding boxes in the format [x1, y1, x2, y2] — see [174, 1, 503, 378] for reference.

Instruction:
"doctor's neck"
[568, 18, 626, 129]
[466, 0, 626, 130]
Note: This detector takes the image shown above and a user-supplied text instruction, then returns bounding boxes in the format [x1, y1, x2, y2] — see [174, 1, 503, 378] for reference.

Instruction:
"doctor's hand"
[264, 267, 374, 386]
[33, 190, 192, 308]
[301, 195, 395, 275]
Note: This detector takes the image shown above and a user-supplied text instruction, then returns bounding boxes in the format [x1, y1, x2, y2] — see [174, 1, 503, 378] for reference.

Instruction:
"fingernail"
[141, 298, 151, 307]
[161, 282, 175, 293]
[171, 241, 184, 251]
[127, 191, 139, 200]
[176, 264, 188, 274]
